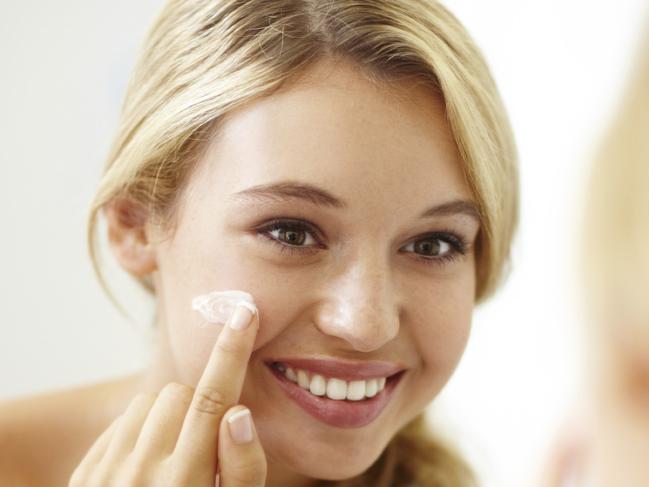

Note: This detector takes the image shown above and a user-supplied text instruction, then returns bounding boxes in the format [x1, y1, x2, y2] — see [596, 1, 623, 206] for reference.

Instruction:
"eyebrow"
[229, 181, 481, 221]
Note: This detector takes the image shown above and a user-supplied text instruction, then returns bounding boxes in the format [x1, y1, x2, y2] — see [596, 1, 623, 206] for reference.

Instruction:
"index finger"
[173, 300, 259, 465]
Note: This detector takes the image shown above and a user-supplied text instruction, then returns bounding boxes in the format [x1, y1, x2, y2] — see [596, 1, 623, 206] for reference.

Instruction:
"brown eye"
[257, 219, 319, 251]
[404, 235, 456, 260]
[277, 227, 307, 246]
[411, 238, 451, 257]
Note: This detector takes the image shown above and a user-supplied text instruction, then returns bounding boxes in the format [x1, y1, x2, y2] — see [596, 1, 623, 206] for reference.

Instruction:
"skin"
[68, 305, 266, 486]
[0, 55, 481, 486]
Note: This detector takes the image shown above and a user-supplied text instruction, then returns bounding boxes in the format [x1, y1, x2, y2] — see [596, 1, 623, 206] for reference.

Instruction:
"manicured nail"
[228, 301, 255, 330]
[228, 408, 254, 444]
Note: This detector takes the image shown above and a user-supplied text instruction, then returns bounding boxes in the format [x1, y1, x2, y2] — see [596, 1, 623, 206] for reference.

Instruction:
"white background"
[1, 1, 647, 485]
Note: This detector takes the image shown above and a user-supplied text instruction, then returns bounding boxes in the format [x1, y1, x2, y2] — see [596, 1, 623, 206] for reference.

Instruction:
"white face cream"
[191, 289, 257, 326]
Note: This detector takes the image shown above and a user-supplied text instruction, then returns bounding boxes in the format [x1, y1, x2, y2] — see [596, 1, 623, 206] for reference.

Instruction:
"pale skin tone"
[0, 56, 480, 486]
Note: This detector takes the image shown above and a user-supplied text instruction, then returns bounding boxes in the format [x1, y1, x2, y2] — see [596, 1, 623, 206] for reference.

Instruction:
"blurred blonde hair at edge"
[87, 1, 518, 485]
[583, 26, 649, 378]
[577, 23, 649, 486]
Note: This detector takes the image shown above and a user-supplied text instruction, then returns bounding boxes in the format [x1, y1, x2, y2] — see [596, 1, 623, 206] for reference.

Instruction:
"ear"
[104, 196, 158, 277]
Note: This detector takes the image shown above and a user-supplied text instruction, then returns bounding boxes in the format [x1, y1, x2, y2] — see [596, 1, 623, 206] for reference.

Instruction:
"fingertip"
[252, 305, 261, 332]
[218, 405, 267, 485]
[244, 301, 261, 330]
[227, 301, 258, 331]
[241, 299, 260, 328]
[224, 404, 250, 421]
[238, 300, 258, 316]
[225, 406, 255, 444]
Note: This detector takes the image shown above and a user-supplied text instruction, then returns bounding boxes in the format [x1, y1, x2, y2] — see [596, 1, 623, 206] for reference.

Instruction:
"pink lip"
[265, 362, 406, 428]
[266, 357, 407, 381]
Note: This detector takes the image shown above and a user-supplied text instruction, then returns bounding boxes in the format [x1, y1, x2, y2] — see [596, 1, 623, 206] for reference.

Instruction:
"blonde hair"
[87, 0, 518, 484]
[583, 28, 649, 372]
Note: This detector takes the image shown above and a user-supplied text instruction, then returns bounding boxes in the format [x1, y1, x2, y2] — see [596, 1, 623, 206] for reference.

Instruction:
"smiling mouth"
[265, 361, 406, 428]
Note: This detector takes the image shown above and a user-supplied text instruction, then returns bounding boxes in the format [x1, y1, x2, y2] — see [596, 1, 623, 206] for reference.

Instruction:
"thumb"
[218, 405, 267, 486]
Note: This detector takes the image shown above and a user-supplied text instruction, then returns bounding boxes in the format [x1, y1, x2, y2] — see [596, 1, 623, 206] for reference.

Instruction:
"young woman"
[0, 1, 518, 485]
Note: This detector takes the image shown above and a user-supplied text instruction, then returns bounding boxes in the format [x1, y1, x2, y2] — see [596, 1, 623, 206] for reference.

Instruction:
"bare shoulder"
[0, 374, 143, 487]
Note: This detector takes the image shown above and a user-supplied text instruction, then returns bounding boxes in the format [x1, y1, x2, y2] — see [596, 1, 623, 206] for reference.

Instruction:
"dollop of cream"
[191, 289, 257, 326]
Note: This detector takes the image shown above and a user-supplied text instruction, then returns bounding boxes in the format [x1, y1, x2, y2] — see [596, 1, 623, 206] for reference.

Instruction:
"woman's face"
[148, 57, 480, 480]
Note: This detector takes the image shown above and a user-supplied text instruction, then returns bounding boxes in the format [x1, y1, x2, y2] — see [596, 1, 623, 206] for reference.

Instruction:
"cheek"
[157, 234, 311, 385]
[412, 275, 475, 391]
[424, 308, 472, 370]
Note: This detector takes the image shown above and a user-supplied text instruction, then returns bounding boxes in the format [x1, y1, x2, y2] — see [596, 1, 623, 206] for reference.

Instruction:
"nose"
[315, 254, 401, 352]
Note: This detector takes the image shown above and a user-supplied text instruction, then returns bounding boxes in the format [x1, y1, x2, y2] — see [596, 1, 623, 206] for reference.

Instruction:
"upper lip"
[265, 357, 408, 381]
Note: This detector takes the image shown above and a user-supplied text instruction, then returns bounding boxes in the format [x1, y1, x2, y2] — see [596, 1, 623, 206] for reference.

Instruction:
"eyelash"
[255, 218, 468, 267]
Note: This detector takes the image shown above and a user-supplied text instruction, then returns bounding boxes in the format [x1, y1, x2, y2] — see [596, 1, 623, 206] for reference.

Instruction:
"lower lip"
[265, 363, 405, 428]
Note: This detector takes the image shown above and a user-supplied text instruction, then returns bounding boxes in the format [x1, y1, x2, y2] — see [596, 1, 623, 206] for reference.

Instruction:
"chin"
[263, 425, 392, 481]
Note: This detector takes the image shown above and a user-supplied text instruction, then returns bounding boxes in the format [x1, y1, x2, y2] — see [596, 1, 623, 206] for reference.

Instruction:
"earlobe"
[104, 196, 158, 277]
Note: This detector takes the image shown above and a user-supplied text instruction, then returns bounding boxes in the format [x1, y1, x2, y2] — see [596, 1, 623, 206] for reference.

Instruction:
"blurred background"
[0, 1, 647, 485]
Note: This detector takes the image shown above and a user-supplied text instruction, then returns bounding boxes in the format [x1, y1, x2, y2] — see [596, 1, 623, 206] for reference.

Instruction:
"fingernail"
[228, 301, 255, 330]
[214, 473, 220, 487]
[228, 408, 254, 444]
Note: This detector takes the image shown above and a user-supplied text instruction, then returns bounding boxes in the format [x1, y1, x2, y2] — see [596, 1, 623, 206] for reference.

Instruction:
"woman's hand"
[69, 302, 266, 486]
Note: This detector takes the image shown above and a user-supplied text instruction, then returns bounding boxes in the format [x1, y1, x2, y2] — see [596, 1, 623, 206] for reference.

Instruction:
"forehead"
[195, 58, 470, 214]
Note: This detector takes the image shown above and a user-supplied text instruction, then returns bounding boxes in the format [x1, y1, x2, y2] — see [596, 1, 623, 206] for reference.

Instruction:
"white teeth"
[365, 378, 378, 397]
[346, 380, 366, 401]
[285, 367, 297, 382]
[297, 369, 310, 389]
[326, 378, 348, 400]
[278, 363, 392, 400]
[309, 374, 326, 396]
